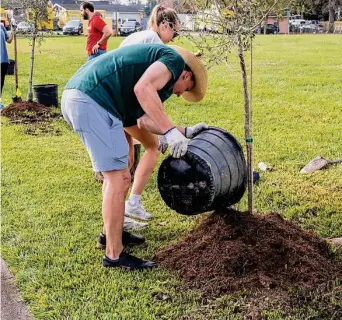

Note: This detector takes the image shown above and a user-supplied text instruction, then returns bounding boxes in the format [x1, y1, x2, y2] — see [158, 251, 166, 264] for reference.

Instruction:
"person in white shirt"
[120, 5, 176, 47]
[119, 5, 183, 231]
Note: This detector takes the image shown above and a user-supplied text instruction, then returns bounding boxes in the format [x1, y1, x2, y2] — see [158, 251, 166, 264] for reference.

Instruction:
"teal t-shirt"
[65, 44, 185, 126]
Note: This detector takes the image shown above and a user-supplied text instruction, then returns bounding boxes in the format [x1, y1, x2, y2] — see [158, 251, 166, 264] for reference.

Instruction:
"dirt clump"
[155, 209, 342, 298]
[1, 101, 60, 124]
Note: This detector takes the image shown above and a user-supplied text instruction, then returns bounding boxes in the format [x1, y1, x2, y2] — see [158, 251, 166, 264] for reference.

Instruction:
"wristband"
[163, 126, 176, 135]
[184, 127, 188, 137]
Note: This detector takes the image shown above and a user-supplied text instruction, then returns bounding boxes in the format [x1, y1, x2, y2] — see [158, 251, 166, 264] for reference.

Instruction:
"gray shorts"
[61, 89, 128, 172]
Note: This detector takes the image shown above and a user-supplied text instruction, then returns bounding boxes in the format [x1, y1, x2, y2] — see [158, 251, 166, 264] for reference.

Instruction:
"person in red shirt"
[80, 2, 112, 60]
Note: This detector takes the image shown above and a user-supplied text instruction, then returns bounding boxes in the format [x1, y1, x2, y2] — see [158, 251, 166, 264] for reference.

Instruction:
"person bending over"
[62, 44, 208, 270]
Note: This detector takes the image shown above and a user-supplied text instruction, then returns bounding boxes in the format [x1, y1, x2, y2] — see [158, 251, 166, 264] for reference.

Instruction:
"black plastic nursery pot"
[33, 84, 58, 107]
[7, 59, 15, 75]
[158, 127, 247, 215]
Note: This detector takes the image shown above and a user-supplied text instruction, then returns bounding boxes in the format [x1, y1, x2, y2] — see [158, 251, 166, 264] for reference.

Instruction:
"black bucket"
[6, 59, 15, 75]
[158, 127, 247, 215]
[33, 84, 58, 107]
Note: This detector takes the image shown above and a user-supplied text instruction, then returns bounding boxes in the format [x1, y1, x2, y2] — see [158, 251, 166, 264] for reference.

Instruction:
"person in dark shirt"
[61, 44, 208, 270]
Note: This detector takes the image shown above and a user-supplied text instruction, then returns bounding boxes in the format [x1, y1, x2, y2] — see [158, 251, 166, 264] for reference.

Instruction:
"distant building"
[52, 0, 144, 23]
[267, 14, 289, 34]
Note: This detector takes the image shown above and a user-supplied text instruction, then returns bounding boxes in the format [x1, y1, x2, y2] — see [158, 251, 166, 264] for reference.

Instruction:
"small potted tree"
[178, 0, 288, 213]
[6, 0, 58, 108]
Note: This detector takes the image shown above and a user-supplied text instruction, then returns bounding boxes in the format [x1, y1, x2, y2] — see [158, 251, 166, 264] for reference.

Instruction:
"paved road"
[1, 258, 32, 320]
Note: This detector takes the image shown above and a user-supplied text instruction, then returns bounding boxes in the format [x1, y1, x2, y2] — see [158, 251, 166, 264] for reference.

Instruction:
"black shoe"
[122, 231, 145, 246]
[103, 251, 157, 270]
[96, 231, 145, 249]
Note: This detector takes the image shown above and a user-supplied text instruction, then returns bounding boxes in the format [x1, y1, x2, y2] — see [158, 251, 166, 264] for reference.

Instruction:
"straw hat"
[169, 45, 207, 102]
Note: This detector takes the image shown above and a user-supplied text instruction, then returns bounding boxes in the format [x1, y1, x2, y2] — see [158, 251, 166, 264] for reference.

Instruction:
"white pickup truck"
[289, 16, 306, 32]
[289, 15, 305, 25]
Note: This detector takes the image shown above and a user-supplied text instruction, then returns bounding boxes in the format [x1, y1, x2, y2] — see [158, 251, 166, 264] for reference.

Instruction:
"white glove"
[164, 127, 188, 158]
[158, 135, 168, 154]
[185, 122, 209, 139]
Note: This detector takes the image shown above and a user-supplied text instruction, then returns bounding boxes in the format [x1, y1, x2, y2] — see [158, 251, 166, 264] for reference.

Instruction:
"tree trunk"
[14, 31, 19, 92]
[328, 0, 335, 33]
[237, 36, 253, 214]
[263, 21, 267, 35]
[27, 33, 36, 102]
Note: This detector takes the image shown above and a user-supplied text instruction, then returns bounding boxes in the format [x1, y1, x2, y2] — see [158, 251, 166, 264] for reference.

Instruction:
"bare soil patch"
[1, 101, 62, 136]
[2, 101, 60, 124]
[155, 209, 342, 301]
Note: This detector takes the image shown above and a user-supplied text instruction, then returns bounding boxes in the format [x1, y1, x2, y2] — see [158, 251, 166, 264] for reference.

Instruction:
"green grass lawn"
[1, 34, 342, 319]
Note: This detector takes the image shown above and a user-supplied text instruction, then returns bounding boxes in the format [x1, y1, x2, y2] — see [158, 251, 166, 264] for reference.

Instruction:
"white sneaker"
[125, 200, 152, 221]
[123, 216, 148, 231]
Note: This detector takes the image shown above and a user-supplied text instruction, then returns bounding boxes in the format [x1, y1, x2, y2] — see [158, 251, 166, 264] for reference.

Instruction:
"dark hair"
[184, 64, 191, 72]
[81, 2, 94, 12]
[184, 64, 195, 83]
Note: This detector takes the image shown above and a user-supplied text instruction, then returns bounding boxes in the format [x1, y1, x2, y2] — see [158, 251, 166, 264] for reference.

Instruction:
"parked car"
[16, 21, 34, 34]
[290, 20, 306, 32]
[63, 20, 83, 35]
[120, 21, 141, 36]
[289, 15, 302, 22]
[305, 20, 324, 33]
[289, 17, 306, 27]
[119, 19, 137, 31]
[261, 24, 278, 34]
[300, 24, 323, 33]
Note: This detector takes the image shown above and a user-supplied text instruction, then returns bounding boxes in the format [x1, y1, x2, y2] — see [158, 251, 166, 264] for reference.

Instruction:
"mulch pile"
[155, 209, 342, 298]
[1, 101, 60, 124]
